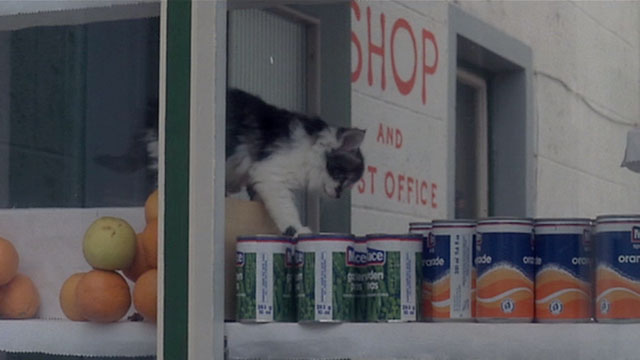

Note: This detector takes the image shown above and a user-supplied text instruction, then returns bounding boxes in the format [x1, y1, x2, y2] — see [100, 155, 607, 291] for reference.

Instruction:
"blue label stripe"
[535, 234, 590, 281]
[476, 232, 534, 279]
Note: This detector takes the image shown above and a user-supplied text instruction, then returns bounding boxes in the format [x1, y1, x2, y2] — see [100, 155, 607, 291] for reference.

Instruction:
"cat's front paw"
[283, 226, 312, 237]
[296, 226, 312, 235]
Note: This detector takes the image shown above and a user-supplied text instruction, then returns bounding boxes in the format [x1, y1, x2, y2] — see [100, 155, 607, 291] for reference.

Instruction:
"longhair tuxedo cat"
[226, 89, 366, 236]
[96, 89, 366, 236]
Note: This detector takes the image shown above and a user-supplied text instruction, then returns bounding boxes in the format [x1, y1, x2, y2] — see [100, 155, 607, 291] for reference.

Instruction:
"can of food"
[534, 218, 592, 322]
[365, 233, 422, 322]
[350, 236, 369, 322]
[409, 222, 432, 321]
[423, 220, 475, 322]
[594, 215, 640, 322]
[294, 233, 355, 322]
[236, 235, 294, 322]
[475, 218, 534, 322]
[409, 222, 432, 237]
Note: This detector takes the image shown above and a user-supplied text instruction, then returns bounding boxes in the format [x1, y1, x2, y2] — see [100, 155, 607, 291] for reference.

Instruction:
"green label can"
[295, 233, 355, 322]
[351, 236, 369, 322]
[236, 235, 294, 322]
[365, 234, 423, 322]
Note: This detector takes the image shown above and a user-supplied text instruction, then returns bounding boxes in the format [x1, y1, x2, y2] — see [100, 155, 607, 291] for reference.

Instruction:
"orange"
[123, 234, 152, 282]
[75, 270, 131, 323]
[133, 269, 157, 322]
[145, 189, 158, 223]
[140, 219, 158, 268]
[0, 237, 19, 286]
[0, 273, 40, 319]
[59, 272, 86, 321]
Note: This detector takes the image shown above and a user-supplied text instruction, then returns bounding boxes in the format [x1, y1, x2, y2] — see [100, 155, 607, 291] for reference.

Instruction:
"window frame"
[456, 67, 489, 219]
[447, 4, 534, 219]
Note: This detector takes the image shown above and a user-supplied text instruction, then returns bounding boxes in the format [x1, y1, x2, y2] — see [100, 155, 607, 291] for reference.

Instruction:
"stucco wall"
[351, 1, 640, 234]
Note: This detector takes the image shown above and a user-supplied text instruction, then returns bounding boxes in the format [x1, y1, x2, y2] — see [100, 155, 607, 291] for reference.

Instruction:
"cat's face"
[324, 148, 365, 198]
[321, 127, 366, 199]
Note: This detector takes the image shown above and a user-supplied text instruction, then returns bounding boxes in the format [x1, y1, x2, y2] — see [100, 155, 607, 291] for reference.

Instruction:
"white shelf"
[226, 322, 640, 360]
[0, 319, 156, 357]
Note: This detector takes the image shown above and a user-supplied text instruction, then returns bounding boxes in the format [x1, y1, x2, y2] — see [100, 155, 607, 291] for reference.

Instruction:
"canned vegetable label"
[595, 215, 640, 321]
[295, 234, 355, 322]
[423, 221, 475, 321]
[534, 219, 592, 322]
[351, 237, 369, 322]
[475, 219, 534, 322]
[365, 234, 422, 322]
[236, 235, 294, 322]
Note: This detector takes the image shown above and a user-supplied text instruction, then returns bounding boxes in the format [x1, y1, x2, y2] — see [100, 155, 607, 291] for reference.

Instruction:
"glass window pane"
[455, 80, 480, 219]
[1, 17, 159, 208]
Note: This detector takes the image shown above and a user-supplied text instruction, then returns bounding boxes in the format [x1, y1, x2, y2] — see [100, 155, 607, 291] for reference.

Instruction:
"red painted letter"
[407, 176, 415, 204]
[367, 6, 386, 89]
[420, 181, 429, 206]
[391, 18, 417, 95]
[376, 123, 385, 143]
[367, 165, 377, 194]
[431, 182, 438, 208]
[395, 128, 403, 149]
[384, 171, 395, 199]
[422, 29, 439, 105]
[397, 173, 405, 202]
[351, 1, 362, 83]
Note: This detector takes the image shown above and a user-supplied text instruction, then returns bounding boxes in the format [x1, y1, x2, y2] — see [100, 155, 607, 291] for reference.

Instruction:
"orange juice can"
[594, 215, 640, 322]
[475, 218, 534, 322]
[534, 218, 592, 322]
[422, 220, 475, 322]
[409, 222, 432, 321]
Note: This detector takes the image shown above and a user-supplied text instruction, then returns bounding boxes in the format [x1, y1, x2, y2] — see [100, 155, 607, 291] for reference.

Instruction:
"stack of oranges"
[59, 190, 158, 323]
[0, 237, 40, 319]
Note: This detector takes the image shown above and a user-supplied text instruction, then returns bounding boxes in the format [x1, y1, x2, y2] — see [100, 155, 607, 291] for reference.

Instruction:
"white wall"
[351, 1, 640, 234]
[350, 1, 449, 234]
[453, 1, 640, 218]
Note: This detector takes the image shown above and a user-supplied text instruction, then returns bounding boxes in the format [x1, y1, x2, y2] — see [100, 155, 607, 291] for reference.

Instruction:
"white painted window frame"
[456, 68, 489, 218]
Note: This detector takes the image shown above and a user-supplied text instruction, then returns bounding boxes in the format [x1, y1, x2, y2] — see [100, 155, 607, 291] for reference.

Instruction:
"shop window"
[227, 7, 317, 225]
[0, 4, 159, 359]
[225, 3, 351, 232]
[0, 16, 159, 208]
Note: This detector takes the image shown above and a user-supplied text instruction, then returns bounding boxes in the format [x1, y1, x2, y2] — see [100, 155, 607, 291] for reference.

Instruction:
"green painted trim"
[164, 0, 191, 359]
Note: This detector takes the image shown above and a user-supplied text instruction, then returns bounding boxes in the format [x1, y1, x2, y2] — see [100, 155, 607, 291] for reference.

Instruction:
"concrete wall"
[351, 0, 640, 234]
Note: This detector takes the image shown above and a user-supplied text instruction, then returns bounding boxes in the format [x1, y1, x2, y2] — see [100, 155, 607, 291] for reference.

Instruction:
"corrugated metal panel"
[227, 8, 310, 222]
[228, 8, 306, 113]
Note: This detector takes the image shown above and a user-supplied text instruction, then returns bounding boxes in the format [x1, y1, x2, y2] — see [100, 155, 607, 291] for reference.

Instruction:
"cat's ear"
[337, 128, 366, 152]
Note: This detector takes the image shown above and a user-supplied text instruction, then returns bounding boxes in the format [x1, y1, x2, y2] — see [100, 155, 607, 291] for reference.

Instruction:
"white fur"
[227, 123, 341, 234]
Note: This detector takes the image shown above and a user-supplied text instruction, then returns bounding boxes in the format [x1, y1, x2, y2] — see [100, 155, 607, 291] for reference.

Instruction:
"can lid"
[595, 214, 640, 223]
[366, 233, 423, 241]
[477, 216, 533, 224]
[296, 233, 355, 241]
[534, 218, 592, 226]
[432, 219, 476, 227]
[237, 234, 291, 242]
[354, 236, 367, 243]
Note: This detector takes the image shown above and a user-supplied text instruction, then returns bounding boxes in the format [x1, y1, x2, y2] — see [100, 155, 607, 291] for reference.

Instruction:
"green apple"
[83, 216, 136, 270]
